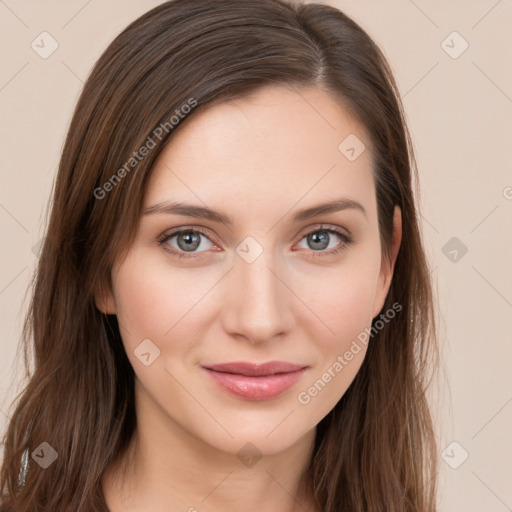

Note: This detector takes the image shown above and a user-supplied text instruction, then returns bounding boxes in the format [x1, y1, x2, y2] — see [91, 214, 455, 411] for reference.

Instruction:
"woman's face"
[100, 85, 400, 456]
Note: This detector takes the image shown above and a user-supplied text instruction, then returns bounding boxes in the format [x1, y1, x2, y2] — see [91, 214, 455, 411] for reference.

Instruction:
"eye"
[158, 228, 216, 259]
[157, 224, 353, 260]
[295, 226, 353, 257]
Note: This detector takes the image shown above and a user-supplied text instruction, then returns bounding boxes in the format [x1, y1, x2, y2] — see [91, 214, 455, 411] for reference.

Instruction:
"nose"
[221, 249, 295, 345]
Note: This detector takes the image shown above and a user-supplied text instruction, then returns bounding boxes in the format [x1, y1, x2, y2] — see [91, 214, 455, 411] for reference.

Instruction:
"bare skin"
[99, 84, 402, 512]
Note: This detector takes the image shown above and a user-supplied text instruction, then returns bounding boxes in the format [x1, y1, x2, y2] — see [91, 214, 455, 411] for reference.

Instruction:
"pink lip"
[202, 361, 308, 400]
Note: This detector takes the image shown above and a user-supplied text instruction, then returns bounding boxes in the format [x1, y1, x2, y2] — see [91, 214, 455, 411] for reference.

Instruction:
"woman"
[0, 0, 439, 510]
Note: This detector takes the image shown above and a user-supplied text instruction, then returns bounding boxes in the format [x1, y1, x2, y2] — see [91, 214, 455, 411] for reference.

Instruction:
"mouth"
[201, 361, 308, 401]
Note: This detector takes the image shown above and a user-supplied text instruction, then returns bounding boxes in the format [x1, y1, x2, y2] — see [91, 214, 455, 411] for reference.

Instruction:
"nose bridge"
[223, 242, 293, 343]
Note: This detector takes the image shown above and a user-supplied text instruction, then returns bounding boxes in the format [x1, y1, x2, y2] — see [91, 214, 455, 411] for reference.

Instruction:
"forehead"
[145, 85, 376, 224]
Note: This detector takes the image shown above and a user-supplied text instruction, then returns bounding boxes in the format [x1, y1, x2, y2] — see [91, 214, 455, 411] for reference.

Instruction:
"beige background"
[1, 1, 511, 510]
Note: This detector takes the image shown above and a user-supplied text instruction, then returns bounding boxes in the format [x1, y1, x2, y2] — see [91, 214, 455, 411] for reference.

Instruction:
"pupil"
[309, 231, 329, 250]
[178, 232, 200, 251]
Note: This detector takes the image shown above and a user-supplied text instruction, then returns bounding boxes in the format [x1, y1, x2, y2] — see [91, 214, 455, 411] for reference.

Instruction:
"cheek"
[111, 251, 200, 351]
[111, 252, 213, 423]
[292, 252, 380, 411]
[299, 251, 381, 345]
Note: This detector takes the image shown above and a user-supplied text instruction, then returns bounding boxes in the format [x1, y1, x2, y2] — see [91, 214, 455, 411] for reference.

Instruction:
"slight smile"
[201, 361, 309, 401]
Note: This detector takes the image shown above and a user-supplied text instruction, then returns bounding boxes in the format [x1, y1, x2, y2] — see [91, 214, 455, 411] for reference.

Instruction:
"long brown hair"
[0, 0, 439, 510]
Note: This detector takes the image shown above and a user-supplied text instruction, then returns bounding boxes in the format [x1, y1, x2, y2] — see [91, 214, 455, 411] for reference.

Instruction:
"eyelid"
[157, 223, 353, 258]
[295, 222, 351, 240]
[157, 225, 220, 252]
[158, 224, 214, 239]
[292, 224, 353, 256]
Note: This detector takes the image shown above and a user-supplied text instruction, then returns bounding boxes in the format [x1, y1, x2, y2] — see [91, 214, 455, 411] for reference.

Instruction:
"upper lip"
[202, 361, 307, 376]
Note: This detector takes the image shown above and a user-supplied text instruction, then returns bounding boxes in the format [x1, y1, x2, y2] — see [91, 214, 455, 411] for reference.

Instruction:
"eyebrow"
[143, 198, 366, 225]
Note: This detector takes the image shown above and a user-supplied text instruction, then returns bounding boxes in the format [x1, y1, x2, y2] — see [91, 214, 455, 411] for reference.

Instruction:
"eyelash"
[157, 225, 353, 260]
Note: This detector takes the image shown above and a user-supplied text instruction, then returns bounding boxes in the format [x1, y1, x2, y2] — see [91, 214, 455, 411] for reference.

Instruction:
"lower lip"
[203, 368, 306, 400]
